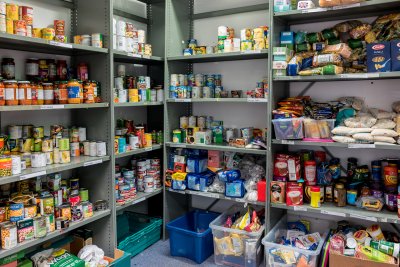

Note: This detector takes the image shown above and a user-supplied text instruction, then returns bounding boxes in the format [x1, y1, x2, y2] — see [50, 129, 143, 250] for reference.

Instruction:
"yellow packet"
[230, 234, 244, 256]
[214, 236, 234, 256]
[171, 172, 187, 181]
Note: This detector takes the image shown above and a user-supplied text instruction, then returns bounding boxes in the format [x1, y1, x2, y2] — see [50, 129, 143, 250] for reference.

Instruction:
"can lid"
[346, 237, 357, 249]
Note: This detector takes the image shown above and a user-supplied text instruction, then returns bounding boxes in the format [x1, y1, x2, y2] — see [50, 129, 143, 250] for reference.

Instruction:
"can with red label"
[19, 6, 33, 26]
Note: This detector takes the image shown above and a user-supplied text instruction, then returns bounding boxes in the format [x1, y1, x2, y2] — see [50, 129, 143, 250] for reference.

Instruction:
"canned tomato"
[1, 222, 17, 249]
[69, 194, 80, 207]
[19, 6, 33, 26]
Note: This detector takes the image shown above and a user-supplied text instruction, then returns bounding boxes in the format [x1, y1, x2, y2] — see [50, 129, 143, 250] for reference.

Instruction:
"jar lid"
[18, 81, 30, 84]
[335, 183, 344, 189]
[4, 80, 17, 83]
[310, 186, 320, 192]
[42, 83, 53, 85]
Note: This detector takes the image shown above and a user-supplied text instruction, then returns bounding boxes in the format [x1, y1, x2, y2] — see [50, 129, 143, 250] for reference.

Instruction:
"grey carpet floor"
[131, 240, 218, 267]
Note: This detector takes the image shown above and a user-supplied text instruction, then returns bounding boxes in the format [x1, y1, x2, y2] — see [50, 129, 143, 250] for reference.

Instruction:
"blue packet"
[218, 169, 241, 182]
[187, 157, 208, 173]
[172, 180, 186, 191]
[187, 173, 200, 191]
[225, 180, 245, 198]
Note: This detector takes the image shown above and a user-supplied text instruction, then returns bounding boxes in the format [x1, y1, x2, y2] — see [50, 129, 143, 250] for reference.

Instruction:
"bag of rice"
[332, 135, 356, 143]
[352, 133, 373, 142]
[371, 129, 399, 137]
[373, 136, 396, 144]
[371, 119, 396, 129]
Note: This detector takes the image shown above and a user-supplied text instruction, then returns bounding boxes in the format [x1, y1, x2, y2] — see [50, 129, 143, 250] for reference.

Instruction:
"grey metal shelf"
[116, 188, 163, 211]
[273, 72, 400, 82]
[0, 209, 111, 259]
[167, 188, 265, 206]
[0, 155, 110, 186]
[271, 202, 399, 224]
[0, 32, 108, 55]
[115, 144, 163, 159]
[114, 102, 164, 107]
[166, 142, 267, 155]
[113, 50, 164, 64]
[167, 49, 269, 63]
[272, 139, 400, 150]
[274, 0, 400, 24]
[166, 98, 268, 103]
[113, 9, 149, 24]
[0, 103, 109, 112]
[193, 3, 269, 20]
[39, 0, 74, 9]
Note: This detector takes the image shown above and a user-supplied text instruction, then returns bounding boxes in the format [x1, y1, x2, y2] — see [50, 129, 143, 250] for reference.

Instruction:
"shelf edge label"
[241, 50, 261, 54]
[332, 3, 360, 10]
[282, 140, 295, 145]
[350, 214, 377, 222]
[321, 210, 346, 217]
[20, 170, 46, 180]
[83, 159, 103, 167]
[247, 98, 268, 103]
[348, 144, 375, 149]
[49, 41, 73, 48]
[172, 143, 186, 148]
[301, 7, 327, 13]
[175, 99, 191, 102]
[127, 53, 142, 58]
[293, 206, 307, 211]
[40, 105, 64, 110]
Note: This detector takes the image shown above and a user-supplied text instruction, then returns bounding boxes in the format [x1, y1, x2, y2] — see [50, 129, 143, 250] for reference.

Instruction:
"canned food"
[42, 138, 53, 152]
[1, 222, 17, 249]
[89, 141, 96, 157]
[19, 138, 32, 153]
[45, 214, 55, 233]
[54, 20, 64, 35]
[71, 205, 83, 222]
[69, 194, 80, 207]
[33, 216, 47, 238]
[45, 151, 53, 165]
[31, 152, 46, 168]
[33, 126, 44, 139]
[33, 138, 42, 152]
[82, 202, 93, 218]
[91, 33, 103, 48]
[9, 202, 23, 222]
[41, 28, 55, 40]
[56, 204, 71, 221]
[180, 116, 188, 129]
[56, 217, 69, 230]
[58, 138, 70, 151]
[53, 148, 60, 164]
[96, 141, 106, 156]
[70, 142, 80, 157]
[11, 155, 21, 175]
[172, 129, 182, 143]
[16, 218, 34, 243]
[189, 116, 197, 127]
[79, 188, 89, 202]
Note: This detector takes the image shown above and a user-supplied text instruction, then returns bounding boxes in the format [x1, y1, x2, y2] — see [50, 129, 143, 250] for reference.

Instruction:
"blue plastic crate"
[166, 210, 220, 264]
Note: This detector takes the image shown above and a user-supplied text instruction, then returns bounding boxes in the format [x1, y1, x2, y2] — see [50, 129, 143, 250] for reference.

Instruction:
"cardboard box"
[273, 47, 292, 61]
[274, 0, 291, 12]
[104, 249, 131, 266]
[367, 42, 391, 72]
[391, 40, 400, 71]
[280, 31, 294, 46]
[273, 69, 287, 77]
[273, 61, 288, 70]
[329, 253, 398, 267]
[208, 150, 223, 168]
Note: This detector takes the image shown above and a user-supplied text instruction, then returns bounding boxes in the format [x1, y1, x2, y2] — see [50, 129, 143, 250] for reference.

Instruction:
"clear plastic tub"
[262, 214, 331, 267]
[272, 118, 304, 140]
[209, 205, 265, 267]
[303, 119, 335, 140]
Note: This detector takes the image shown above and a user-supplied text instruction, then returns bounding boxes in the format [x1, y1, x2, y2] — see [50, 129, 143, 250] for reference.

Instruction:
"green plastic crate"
[117, 212, 162, 257]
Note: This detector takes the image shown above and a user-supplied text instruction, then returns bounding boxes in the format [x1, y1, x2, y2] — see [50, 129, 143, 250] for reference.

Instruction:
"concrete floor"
[131, 240, 218, 267]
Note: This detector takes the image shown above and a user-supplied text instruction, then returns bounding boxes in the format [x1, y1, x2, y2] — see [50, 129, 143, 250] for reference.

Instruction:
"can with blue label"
[169, 86, 178, 99]
[187, 74, 195, 87]
[9, 203, 24, 222]
[205, 74, 215, 88]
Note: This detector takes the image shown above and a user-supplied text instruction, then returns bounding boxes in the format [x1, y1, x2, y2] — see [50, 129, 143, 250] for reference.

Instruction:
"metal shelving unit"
[113, 49, 164, 64]
[163, 0, 269, 239]
[268, 0, 400, 232]
[114, 101, 163, 107]
[0, 103, 109, 112]
[115, 144, 163, 158]
[0, 210, 111, 259]
[116, 188, 163, 211]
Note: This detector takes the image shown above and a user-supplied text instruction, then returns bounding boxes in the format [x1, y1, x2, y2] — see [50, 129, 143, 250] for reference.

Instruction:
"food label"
[40, 105, 64, 110]
[83, 159, 103, 166]
[67, 86, 80, 99]
[316, 54, 333, 64]
[44, 90, 54, 100]
[5, 88, 15, 100]
[17, 88, 25, 100]
[37, 89, 44, 100]
[321, 210, 346, 217]
[348, 144, 376, 148]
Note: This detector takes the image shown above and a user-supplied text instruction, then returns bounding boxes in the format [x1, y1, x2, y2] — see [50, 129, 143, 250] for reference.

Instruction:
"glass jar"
[53, 81, 59, 104]
[42, 82, 54, 104]
[58, 81, 68, 104]
[92, 80, 101, 103]
[18, 81, 32, 105]
[4, 80, 18, 106]
[77, 63, 88, 81]
[31, 83, 38, 105]
[36, 83, 44, 105]
[2, 58, 15, 80]
[83, 81, 94, 103]
[26, 58, 39, 81]
[0, 81, 5, 106]
[56, 60, 67, 80]
[67, 79, 80, 104]
[38, 59, 48, 82]
[47, 59, 56, 82]
[78, 80, 83, 103]
[335, 183, 346, 207]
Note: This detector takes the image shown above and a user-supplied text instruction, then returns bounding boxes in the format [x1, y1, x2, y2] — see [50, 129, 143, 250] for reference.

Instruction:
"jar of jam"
[83, 81, 94, 103]
[47, 59, 56, 82]
[58, 81, 68, 104]
[2, 58, 15, 79]
[78, 80, 83, 103]
[56, 60, 67, 80]
[4, 80, 18, 106]
[37, 83, 44, 105]
[53, 81, 59, 104]
[39, 59, 48, 82]
[67, 80, 80, 104]
[42, 83, 54, 104]
[26, 58, 39, 80]
[0, 81, 5, 106]
[18, 81, 32, 105]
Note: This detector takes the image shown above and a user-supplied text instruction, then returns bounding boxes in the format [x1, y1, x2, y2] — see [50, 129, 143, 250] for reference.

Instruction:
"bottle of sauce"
[0, 80, 5, 106]
[56, 60, 67, 80]
[4, 80, 18, 105]
[26, 58, 39, 81]
[58, 81, 68, 104]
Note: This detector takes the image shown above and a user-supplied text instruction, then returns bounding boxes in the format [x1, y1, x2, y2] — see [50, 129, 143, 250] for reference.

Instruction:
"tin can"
[53, 148, 60, 164]
[0, 2, 5, 15]
[11, 155, 21, 175]
[23, 205, 36, 219]
[54, 19, 64, 35]
[195, 74, 204, 87]
[56, 204, 71, 221]
[42, 138, 53, 152]
[9, 125, 22, 139]
[202, 86, 212, 98]
[172, 129, 182, 143]
[60, 150, 71, 164]
[91, 33, 103, 48]
[31, 152, 46, 168]
[71, 205, 83, 222]
[82, 202, 93, 218]
[52, 190, 62, 207]
[21, 153, 31, 168]
[79, 188, 89, 202]
[189, 116, 197, 127]
[56, 217, 69, 230]
[89, 141, 97, 157]
[33, 216, 47, 238]
[6, 4, 18, 20]
[41, 28, 55, 40]
[32, 28, 41, 38]
[59, 138, 70, 151]
[156, 89, 164, 102]
[13, 20, 26, 36]
[180, 116, 188, 129]
[45, 214, 55, 233]
[191, 87, 200, 98]
[45, 152, 53, 165]
[1, 223, 17, 249]
[16, 218, 34, 243]
[0, 14, 5, 33]
[83, 141, 90, 156]
[96, 141, 106, 156]
[170, 74, 179, 86]
[9, 203, 23, 222]
[197, 116, 206, 129]
[19, 6, 33, 26]
[144, 133, 152, 148]
[40, 196, 54, 215]
[33, 126, 44, 139]
[70, 142, 80, 157]
[33, 138, 42, 152]
[0, 207, 5, 223]
[70, 128, 79, 143]
[128, 135, 139, 149]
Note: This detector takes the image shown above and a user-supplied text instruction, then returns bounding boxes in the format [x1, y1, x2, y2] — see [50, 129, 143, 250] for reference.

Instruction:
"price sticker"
[127, 53, 141, 58]
[321, 210, 346, 217]
[175, 99, 191, 102]
[282, 140, 295, 145]
[301, 7, 327, 13]
[172, 143, 186, 148]
[348, 144, 375, 149]
[49, 41, 73, 48]
[241, 50, 262, 54]
[208, 193, 220, 199]
[247, 98, 268, 103]
[83, 159, 103, 167]
[332, 3, 360, 10]
[293, 206, 307, 211]
[20, 170, 46, 180]
[40, 105, 64, 110]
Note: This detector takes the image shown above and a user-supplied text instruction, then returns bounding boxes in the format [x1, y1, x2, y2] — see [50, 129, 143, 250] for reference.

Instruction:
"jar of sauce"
[56, 60, 67, 80]
[78, 80, 83, 103]
[26, 58, 39, 80]
[91, 80, 101, 103]
[42, 83, 54, 104]
[83, 81, 94, 103]
[335, 183, 346, 207]
[39, 59, 48, 82]
[0, 81, 5, 106]
[31, 83, 38, 105]
[36, 83, 44, 105]
[4, 80, 18, 106]
[47, 59, 56, 82]
[58, 81, 68, 104]
[67, 80, 80, 104]
[2, 58, 15, 79]
[18, 81, 32, 105]
[53, 81, 59, 104]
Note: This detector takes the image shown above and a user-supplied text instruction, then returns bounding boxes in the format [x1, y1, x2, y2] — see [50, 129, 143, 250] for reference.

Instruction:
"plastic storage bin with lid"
[166, 210, 220, 264]
[272, 118, 304, 140]
[210, 205, 265, 267]
[262, 214, 332, 267]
